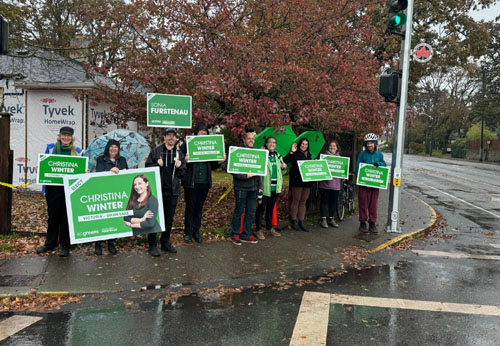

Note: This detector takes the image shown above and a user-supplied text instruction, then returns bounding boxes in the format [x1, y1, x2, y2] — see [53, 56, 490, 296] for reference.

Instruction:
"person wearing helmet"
[355, 133, 386, 233]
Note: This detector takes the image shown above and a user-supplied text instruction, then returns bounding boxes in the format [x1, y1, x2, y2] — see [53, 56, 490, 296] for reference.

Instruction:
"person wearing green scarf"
[37, 126, 82, 257]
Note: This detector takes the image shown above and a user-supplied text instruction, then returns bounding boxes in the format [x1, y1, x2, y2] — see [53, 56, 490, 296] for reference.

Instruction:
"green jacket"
[261, 152, 285, 196]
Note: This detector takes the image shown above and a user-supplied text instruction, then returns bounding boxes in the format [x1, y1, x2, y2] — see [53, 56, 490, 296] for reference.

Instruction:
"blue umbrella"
[84, 129, 150, 171]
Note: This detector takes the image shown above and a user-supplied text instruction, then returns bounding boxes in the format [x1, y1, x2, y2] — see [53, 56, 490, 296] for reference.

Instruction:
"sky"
[469, 1, 500, 22]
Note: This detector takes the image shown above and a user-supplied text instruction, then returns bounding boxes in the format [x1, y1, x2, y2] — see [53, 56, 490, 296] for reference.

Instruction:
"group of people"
[36, 125, 386, 257]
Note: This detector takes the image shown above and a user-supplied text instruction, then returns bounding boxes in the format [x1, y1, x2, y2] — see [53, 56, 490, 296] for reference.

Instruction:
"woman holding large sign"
[255, 137, 287, 240]
[284, 138, 312, 232]
[36, 126, 82, 257]
[94, 139, 129, 256]
[123, 175, 161, 235]
[319, 141, 342, 229]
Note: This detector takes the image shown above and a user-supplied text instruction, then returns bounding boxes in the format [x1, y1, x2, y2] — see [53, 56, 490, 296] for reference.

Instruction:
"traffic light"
[387, 0, 407, 35]
[379, 70, 400, 103]
[0, 16, 8, 54]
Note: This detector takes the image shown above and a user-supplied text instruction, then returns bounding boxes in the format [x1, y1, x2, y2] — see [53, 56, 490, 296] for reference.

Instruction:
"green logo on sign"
[147, 93, 192, 128]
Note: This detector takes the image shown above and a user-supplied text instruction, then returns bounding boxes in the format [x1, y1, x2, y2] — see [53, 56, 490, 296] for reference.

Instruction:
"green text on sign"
[37, 154, 88, 186]
[320, 155, 350, 179]
[147, 93, 192, 128]
[186, 135, 225, 162]
[227, 146, 268, 176]
[297, 160, 332, 182]
[63, 167, 165, 245]
[356, 163, 389, 189]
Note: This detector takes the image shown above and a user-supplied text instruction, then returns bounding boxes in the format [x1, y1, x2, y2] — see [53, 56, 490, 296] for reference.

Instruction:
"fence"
[466, 139, 500, 162]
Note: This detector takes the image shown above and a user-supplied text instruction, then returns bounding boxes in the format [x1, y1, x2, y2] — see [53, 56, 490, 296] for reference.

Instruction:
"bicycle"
[336, 174, 356, 221]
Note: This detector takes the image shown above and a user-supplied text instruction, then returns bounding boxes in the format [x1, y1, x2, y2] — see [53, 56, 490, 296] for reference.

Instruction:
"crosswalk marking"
[0, 315, 42, 341]
[413, 249, 500, 261]
[290, 291, 330, 346]
[490, 243, 500, 249]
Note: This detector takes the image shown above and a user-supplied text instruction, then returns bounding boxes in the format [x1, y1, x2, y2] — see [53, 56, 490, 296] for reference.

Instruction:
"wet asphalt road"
[1, 155, 499, 346]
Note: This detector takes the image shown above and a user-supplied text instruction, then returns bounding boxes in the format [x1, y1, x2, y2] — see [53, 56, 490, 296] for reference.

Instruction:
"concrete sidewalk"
[0, 189, 436, 297]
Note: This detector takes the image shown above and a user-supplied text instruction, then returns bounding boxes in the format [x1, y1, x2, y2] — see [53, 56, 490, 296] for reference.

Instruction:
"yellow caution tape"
[0, 181, 34, 189]
[205, 184, 233, 213]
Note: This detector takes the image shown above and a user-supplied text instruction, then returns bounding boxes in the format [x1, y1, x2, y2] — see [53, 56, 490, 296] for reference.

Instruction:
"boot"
[320, 218, 329, 228]
[298, 220, 309, 232]
[369, 222, 378, 233]
[328, 217, 339, 228]
[94, 243, 102, 256]
[161, 242, 177, 253]
[107, 242, 117, 255]
[359, 221, 368, 233]
[290, 220, 301, 231]
[59, 245, 69, 257]
[148, 246, 161, 257]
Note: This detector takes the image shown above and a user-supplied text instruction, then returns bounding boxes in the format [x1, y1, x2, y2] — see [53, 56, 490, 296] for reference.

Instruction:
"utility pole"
[386, 0, 414, 233]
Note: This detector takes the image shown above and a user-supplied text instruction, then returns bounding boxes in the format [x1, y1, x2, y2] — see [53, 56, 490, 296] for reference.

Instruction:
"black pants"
[184, 183, 210, 237]
[45, 186, 70, 250]
[255, 191, 279, 231]
[148, 190, 179, 247]
[320, 188, 339, 218]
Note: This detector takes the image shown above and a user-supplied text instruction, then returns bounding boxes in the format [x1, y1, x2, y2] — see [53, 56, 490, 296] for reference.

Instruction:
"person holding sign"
[230, 130, 261, 245]
[94, 139, 129, 256]
[123, 174, 161, 235]
[37, 126, 82, 257]
[284, 138, 312, 232]
[319, 140, 341, 229]
[355, 133, 386, 233]
[180, 124, 226, 243]
[145, 128, 186, 256]
[255, 136, 286, 240]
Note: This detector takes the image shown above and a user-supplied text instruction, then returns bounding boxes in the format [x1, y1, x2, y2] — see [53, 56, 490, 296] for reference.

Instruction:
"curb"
[369, 191, 438, 254]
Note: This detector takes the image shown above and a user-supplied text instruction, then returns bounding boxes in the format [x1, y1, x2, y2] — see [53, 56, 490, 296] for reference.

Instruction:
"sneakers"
[241, 235, 258, 244]
[256, 230, 266, 240]
[298, 220, 309, 232]
[328, 218, 339, 228]
[359, 221, 369, 233]
[369, 222, 378, 233]
[231, 235, 242, 246]
[161, 242, 177, 253]
[269, 228, 281, 237]
[94, 243, 103, 256]
[148, 246, 161, 257]
[320, 218, 329, 228]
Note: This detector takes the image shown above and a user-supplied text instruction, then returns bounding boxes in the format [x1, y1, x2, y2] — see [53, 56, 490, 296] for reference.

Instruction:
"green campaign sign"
[147, 93, 192, 128]
[63, 167, 165, 244]
[356, 163, 389, 189]
[186, 135, 225, 162]
[297, 160, 332, 182]
[320, 154, 350, 179]
[37, 154, 88, 186]
[227, 146, 268, 176]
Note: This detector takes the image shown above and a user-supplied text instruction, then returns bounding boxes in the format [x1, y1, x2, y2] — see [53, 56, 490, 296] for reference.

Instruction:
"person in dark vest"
[37, 126, 82, 257]
[180, 124, 226, 243]
[94, 139, 129, 255]
[145, 128, 186, 256]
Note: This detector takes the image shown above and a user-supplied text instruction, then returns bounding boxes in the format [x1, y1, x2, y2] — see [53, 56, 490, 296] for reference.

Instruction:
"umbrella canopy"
[84, 129, 150, 171]
[294, 131, 325, 159]
[253, 126, 297, 156]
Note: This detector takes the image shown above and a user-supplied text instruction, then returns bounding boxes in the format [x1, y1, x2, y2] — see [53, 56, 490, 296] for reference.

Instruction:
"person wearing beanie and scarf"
[355, 133, 386, 233]
[145, 128, 186, 257]
[180, 124, 226, 243]
[94, 139, 129, 255]
[37, 126, 82, 257]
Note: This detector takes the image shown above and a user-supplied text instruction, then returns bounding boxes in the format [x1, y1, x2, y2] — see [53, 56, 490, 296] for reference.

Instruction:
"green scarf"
[52, 140, 78, 156]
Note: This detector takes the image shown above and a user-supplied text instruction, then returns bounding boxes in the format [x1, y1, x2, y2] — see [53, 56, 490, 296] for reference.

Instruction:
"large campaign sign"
[297, 160, 332, 182]
[356, 163, 390, 189]
[147, 93, 192, 128]
[64, 167, 165, 244]
[227, 146, 268, 176]
[186, 135, 225, 162]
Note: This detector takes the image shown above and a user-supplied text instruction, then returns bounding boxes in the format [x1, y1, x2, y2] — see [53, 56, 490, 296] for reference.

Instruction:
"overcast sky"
[469, 1, 500, 22]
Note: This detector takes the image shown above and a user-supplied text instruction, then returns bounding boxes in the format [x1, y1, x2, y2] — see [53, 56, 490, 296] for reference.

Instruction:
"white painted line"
[0, 315, 42, 341]
[490, 244, 500, 249]
[330, 294, 500, 316]
[492, 197, 500, 202]
[413, 250, 500, 261]
[290, 291, 330, 346]
[427, 185, 500, 219]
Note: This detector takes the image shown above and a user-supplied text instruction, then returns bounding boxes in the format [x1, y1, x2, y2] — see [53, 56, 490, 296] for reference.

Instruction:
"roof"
[0, 48, 114, 89]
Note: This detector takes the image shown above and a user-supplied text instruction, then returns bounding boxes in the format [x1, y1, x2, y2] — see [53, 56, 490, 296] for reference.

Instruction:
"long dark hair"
[298, 138, 309, 155]
[126, 175, 152, 210]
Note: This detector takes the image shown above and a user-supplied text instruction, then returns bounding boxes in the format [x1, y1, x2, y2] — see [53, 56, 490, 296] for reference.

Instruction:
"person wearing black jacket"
[145, 128, 186, 257]
[284, 138, 312, 232]
[94, 139, 128, 256]
[230, 131, 261, 245]
[180, 124, 225, 243]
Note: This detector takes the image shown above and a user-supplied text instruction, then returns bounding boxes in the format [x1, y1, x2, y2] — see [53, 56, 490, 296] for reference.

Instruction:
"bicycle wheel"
[336, 188, 345, 221]
[348, 185, 356, 214]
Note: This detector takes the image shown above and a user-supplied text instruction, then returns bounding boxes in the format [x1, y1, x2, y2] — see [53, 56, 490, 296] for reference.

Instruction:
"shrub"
[451, 138, 467, 158]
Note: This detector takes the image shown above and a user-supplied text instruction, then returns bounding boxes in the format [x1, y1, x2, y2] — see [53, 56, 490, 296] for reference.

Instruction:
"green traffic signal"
[387, 0, 408, 32]
[389, 12, 407, 29]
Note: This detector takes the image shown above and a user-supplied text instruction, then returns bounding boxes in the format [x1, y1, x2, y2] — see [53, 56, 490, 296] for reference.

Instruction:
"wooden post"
[0, 87, 13, 234]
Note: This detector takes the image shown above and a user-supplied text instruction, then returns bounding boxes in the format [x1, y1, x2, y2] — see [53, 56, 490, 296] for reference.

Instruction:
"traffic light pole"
[386, 0, 414, 233]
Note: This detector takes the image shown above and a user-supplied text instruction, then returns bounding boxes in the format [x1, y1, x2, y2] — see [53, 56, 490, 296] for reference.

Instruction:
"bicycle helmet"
[364, 133, 378, 142]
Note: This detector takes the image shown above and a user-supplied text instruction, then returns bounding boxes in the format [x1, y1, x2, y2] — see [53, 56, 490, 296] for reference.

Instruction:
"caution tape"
[0, 181, 34, 189]
[205, 184, 233, 213]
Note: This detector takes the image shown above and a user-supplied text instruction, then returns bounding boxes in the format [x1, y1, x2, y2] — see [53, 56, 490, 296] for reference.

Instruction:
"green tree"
[466, 123, 497, 141]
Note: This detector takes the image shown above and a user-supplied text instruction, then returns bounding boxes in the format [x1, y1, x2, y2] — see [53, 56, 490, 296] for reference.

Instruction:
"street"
[1, 155, 499, 345]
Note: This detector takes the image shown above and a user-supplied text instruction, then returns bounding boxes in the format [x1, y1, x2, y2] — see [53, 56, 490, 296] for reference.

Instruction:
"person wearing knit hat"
[93, 139, 129, 255]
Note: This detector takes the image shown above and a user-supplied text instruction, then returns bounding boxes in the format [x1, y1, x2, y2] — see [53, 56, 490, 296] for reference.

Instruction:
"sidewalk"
[0, 189, 436, 297]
